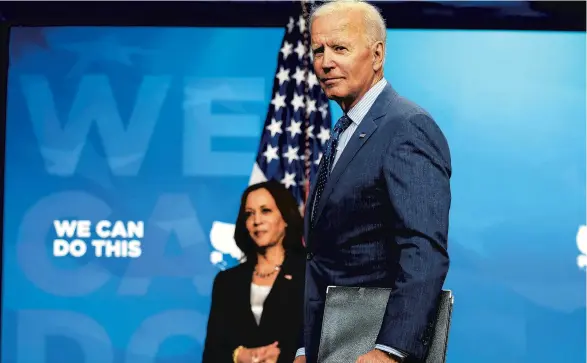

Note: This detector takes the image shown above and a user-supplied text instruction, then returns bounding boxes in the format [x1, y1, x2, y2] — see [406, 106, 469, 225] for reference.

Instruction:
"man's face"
[311, 10, 376, 106]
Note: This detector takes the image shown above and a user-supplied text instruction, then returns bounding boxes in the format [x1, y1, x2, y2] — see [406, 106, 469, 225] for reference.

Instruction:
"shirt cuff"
[295, 348, 306, 358]
[375, 344, 407, 360]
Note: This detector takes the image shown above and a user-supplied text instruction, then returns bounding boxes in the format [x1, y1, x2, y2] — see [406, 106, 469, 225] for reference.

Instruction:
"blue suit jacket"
[301, 83, 451, 363]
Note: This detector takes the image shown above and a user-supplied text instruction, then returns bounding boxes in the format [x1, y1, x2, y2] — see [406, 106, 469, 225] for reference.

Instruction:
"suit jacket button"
[306, 253, 313, 260]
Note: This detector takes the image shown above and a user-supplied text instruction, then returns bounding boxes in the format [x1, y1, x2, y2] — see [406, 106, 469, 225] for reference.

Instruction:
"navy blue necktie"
[311, 115, 353, 226]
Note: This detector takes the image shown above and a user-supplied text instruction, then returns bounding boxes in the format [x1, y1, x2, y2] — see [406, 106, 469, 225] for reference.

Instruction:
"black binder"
[317, 286, 392, 363]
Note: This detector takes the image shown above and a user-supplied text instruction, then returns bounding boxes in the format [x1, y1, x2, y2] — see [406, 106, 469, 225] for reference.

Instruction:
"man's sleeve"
[376, 113, 451, 360]
[296, 317, 305, 358]
[375, 344, 407, 359]
[295, 348, 306, 358]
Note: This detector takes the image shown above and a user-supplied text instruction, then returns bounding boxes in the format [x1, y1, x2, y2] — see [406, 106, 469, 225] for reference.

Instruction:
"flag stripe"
[250, 2, 332, 213]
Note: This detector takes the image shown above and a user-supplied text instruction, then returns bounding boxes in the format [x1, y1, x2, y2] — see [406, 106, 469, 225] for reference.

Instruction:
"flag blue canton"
[250, 8, 333, 209]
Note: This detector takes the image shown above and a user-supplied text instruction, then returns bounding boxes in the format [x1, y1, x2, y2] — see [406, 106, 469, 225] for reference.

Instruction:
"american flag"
[249, 2, 333, 212]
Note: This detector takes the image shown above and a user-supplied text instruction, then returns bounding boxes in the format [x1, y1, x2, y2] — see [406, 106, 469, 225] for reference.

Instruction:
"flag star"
[276, 66, 290, 85]
[287, 17, 295, 33]
[283, 145, 300, 164]
[263, 144, 279, 163]
[291, 93, 305, 112]
[305, 97, 317, 116]
[266, 118, 282, 137]
[306, 124, 315, 139]
[281, 41, 293, 60]
[315, 152, 323, 165]
[317, 126, 330, 145]
[271, 93, 287, 111]
[253, 15, 333, 207]
[292, 66, 306, 86]
[294, 41, 306, 60]
[308, 72, 319, 89]
[286, 120, 303, 138]
[319, 103, 329, 119]
[281, 171, 297, 189]
[297, 16, 306, 33]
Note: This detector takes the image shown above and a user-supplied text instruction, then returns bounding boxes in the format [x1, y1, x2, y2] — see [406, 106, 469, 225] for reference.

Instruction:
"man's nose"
[322, 49, 335, 70]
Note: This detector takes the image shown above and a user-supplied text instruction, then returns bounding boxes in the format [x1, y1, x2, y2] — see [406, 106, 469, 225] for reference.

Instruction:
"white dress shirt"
[250, 283, 272, 325]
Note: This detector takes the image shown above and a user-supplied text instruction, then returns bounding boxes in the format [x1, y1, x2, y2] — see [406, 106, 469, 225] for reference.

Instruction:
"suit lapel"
[304, 180, 316, 244]
[238, 263, 261, 329]
[258, 255, 296, 329]
[313, 119, 377, 222]
[313, 83, 397, 226]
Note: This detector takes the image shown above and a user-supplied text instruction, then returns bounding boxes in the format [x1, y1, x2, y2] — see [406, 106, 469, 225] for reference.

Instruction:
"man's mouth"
[322, 78, 342, 85]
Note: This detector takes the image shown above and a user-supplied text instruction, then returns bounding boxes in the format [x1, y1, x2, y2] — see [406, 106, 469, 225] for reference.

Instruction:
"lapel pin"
[359, 133, 366, 138]
[284, 274, 292, 280]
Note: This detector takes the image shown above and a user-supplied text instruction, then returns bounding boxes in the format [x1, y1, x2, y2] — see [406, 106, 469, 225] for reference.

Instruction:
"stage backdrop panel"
[2, 26, 585, 363]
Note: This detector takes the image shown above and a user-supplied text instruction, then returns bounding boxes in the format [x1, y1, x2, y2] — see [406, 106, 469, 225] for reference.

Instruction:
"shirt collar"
[346, 78, 388, 126]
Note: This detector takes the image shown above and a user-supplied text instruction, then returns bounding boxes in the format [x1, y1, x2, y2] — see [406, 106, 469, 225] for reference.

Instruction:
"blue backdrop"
[2, 26, 586, 363]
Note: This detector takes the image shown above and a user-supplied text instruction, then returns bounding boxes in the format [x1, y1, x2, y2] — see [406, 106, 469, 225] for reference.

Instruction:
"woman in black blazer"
[202, 180, 306, 363]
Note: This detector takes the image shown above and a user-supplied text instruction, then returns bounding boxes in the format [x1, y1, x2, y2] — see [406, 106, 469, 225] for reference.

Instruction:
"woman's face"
[244, 188, 287, 248]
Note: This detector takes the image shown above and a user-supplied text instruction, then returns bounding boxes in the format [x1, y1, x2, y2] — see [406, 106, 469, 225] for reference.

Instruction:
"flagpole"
[301, 0, 312, 215]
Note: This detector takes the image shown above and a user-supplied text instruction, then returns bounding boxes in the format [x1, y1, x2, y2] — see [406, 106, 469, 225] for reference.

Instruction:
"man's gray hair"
[309, 0, 387, 45]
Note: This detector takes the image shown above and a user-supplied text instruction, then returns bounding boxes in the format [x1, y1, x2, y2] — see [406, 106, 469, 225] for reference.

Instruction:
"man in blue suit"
[294, 1, 451, 363]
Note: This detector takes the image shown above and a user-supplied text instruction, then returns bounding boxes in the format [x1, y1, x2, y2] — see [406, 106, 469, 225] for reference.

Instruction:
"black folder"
[317, 286, 392, 363]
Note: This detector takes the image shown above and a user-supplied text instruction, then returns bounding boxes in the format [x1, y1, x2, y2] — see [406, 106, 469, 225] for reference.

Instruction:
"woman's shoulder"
[288, 247, 307, 259]
[214, 261, 252, 285]
[285, 250, 307, 269]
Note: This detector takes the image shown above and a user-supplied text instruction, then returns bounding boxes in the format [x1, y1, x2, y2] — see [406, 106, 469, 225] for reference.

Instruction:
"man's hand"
[356, 349, 398, 363]
[293, 355, 306, 363]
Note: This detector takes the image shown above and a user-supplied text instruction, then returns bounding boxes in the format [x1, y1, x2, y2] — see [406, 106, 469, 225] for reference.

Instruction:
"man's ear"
[372, 41, 385, 71]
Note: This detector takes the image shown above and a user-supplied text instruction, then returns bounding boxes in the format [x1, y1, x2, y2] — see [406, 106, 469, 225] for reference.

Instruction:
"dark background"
[0, 1, 585, 31]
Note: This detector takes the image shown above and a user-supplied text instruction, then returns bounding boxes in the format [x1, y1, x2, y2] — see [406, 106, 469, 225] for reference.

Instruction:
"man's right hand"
[293, 356, 306, 363]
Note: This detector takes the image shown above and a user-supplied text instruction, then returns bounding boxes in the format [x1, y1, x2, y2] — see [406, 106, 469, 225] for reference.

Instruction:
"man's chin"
[324, 90, 344, 101]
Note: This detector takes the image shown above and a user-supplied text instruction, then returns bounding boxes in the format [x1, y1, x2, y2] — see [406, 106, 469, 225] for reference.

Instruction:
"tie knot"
[334, 115, 353, 134]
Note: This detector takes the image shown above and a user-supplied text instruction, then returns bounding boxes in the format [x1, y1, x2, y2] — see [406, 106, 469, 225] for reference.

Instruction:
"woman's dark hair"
[234, 179, 305, 263]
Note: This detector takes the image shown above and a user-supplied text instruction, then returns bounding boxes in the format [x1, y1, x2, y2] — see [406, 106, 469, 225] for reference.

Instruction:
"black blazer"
[202, 251, 306, 363]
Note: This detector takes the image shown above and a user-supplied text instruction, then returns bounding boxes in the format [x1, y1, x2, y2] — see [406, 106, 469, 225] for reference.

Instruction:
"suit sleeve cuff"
[375, 344, 407, 360]
[295, 348, 306, 358]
